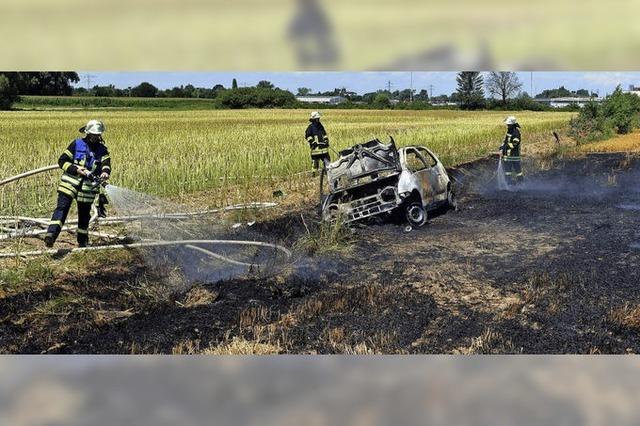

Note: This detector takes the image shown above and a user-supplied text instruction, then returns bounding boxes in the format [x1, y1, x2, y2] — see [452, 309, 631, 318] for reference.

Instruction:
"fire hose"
[0, 165, 292, 265]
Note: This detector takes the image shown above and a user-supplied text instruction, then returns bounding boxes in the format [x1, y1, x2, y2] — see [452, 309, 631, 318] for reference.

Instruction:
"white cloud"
[582, 72, 639, 87]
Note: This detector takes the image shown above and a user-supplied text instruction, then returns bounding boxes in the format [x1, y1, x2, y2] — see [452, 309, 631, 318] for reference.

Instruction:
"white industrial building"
[623, 85, 640, 96]
[535, 97, 602, 108]
[296, 96, 347, 105]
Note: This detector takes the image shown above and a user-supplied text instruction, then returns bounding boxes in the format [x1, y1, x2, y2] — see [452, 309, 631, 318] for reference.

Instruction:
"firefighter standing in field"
[44, 120, 111, 248]
[305, 111, 331, 174]
[500, 116, 523, 185]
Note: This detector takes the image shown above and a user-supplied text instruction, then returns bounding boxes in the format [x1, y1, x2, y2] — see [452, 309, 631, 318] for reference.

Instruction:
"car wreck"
[321, 137, 457, 226]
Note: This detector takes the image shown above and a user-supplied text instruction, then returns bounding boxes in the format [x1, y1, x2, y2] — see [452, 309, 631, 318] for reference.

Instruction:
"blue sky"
[77, 72, 640, 97]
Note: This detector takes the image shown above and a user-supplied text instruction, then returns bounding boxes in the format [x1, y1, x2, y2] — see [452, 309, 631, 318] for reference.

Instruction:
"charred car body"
[321, 137, 457, 226]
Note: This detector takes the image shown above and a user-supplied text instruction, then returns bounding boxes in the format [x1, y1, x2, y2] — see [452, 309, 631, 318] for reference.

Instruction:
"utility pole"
[84, 73, 97, 91]
[387, 80, 392, 93]
[429, 84, 434, 99]
[530, 72, 534, 97]
[410, 72, 413, 102]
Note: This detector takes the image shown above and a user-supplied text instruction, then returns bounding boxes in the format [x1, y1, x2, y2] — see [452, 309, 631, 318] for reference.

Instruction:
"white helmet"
[310, 111, 321, 120]
[80, 120, 105, 135]
[504, 116, 517, 125]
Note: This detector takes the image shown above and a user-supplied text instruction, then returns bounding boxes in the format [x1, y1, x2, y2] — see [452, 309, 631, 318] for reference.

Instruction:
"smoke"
[103, 185, 289, 288]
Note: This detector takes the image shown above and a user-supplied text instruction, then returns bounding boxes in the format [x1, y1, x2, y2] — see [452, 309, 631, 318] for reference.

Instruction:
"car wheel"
[447, 189, 458, 211]
[405, 202, 427, 227]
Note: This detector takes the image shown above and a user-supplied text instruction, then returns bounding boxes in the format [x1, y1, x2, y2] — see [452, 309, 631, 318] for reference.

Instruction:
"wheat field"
[0, 109, 572, 215]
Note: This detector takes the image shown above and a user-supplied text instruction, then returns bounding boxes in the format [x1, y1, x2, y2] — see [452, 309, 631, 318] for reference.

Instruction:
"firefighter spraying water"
[501, 116, 523, 184]
[44, 120, 111, 248]
[497, 116, 523, 189]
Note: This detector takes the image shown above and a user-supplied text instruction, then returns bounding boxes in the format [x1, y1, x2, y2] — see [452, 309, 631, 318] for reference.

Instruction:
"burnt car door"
[403, 147, 435, 204]
[416, 147, 448, 202]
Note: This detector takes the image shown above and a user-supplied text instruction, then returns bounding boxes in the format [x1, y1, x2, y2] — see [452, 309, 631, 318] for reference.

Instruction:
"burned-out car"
[321, 137, 457, 226]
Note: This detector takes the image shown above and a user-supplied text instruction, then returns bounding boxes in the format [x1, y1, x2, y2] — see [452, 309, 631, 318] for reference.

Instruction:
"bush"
[218, 87, 297, 108]
[569, 86, 640, 144]
[601, 87, 640, 134]
[486, 96, 549, 111]
[0, 74, 20, 110]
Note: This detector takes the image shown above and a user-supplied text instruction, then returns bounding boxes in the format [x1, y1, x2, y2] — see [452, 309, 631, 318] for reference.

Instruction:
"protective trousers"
[311, 152, 330, 171]
[502, 156, 523, 184]
[45, 192, 93, 247]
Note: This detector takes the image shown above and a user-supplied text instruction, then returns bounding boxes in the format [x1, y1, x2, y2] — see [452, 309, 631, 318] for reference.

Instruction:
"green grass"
[17, 96, 220, 111]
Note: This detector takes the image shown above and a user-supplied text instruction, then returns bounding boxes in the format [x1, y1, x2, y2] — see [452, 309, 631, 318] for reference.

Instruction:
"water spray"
[0, 165, 293, 274]
[496, 155, 509, 191]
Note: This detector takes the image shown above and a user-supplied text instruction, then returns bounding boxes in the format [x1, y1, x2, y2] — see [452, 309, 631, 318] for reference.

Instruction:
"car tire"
[405, 202, 427, 227]
[447, 189, 458, 211]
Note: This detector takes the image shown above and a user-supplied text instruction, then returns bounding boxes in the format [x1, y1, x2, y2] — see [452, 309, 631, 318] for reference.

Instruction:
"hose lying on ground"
[0, 166, 291, 266]
[0, 240, 292, 266]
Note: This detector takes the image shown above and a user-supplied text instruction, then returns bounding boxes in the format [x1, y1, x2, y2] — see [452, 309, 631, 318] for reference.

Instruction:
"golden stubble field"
[0, 109, 572, 215]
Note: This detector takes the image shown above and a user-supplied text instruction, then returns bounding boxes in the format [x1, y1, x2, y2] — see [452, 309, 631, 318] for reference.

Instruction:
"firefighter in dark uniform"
[500, 116, 523, 185]
[305, 111, 330, 174]
[44, 120, 111, 248]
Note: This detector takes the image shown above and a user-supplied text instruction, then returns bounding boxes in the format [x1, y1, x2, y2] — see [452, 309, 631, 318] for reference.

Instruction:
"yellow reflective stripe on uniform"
[49, 220, 63, 226]
[76, 229, 89, 235]
[102, 155, 110, 161]
[58, 180, 78, 192]
[512, 138, 520, 143]
[102, 166, 111, 171]
[61, 174, 81, 186]
[62, 162, 72, 172]
[64, 149, 73, 158]
[57, 186, 76, 198]
[507, 143, 514, 149]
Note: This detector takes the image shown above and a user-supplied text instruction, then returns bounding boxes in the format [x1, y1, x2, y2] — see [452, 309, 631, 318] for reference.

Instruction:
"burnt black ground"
[2, 153, 640, 353]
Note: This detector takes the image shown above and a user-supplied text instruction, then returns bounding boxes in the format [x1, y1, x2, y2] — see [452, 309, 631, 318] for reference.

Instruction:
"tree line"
[0, 71, 602, 111]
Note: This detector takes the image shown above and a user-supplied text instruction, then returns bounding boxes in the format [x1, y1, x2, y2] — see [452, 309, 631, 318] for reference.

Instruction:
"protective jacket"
[501, 125, 521, 159]
[57, 138, 111, 203]
[501, 124, 523, 181]
[305, 120, 329, 157]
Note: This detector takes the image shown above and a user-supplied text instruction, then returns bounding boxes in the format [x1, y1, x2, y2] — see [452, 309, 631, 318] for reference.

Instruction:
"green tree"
[455, 72, 485, 110]
[232, 78, 238, 89]
[257, 80, 275, 89]
[4, 72, 80, 95]
[373, 93, 391, 109]
[0, 74, 20, 110]
[297, 87, 311, 96]
[218, 87, 296, 108]
[131, 82, 158, 97]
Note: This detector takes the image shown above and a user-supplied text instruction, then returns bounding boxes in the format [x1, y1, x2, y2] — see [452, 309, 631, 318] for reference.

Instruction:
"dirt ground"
[2, 152, 640, 354]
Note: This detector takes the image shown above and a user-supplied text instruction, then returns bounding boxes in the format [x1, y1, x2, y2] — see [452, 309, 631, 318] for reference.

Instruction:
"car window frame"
[404, 148, 429, 172]
[416, 147, 438, 168]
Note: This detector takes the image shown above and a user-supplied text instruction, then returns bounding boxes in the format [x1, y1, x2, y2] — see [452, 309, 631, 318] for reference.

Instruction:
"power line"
[84, 74, 97, 90]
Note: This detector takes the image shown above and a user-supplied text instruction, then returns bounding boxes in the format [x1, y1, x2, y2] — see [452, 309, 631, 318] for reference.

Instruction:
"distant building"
[430, 100, 459, 107]
[535, 97, 602, 108]
[624, 85, 640, 96]
[296, 95, 347, 105]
